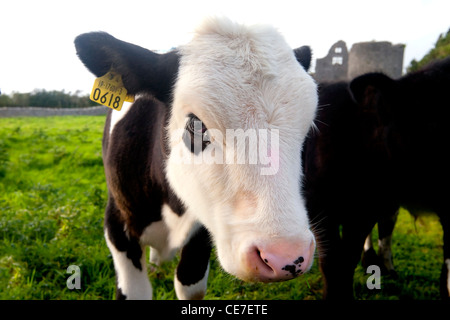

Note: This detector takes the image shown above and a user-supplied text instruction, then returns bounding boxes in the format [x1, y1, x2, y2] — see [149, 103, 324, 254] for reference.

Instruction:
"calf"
[303, 57, 450, 299]
[75, 17, 317, 300]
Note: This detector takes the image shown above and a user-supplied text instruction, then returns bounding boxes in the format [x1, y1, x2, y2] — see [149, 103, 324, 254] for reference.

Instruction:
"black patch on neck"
[165, 185, 186, 217]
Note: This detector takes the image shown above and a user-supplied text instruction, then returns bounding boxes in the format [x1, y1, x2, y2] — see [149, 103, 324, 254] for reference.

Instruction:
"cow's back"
[390, 58, 450, 212]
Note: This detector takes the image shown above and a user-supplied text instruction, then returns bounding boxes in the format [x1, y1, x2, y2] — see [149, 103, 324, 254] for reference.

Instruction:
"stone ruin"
[313, 40, 405, 83]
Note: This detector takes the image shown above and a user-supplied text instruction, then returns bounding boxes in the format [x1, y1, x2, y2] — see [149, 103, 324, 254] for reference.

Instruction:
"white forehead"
[173, 17, 317, 136]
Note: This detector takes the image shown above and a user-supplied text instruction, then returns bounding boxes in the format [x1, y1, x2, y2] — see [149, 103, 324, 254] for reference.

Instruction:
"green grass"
[354, 209, 443, 300]
[0, 116, 444, 300]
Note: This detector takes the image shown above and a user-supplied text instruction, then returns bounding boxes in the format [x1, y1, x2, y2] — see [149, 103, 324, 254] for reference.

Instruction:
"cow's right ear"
[74, 32, 179, 102]
[293, 46, 312, 72]
[349, 72, 396, 108]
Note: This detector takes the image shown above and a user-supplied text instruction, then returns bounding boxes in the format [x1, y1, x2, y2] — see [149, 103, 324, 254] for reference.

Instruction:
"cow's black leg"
[317, 218, 354, 300]
[439, 213, 450, 299]
[104, 197, 152, 300]
[377, 209, 398, 276]
[362, 230, 378, 270]
[174, 226, 212, 300]
[341, 217, 378, 298]
[362, 210, 399, 276]
[319, 218, 376, 299]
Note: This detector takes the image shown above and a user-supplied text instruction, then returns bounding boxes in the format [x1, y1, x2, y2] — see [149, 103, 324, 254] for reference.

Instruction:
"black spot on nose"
[294, 256, 304, 265]
[282, 264, 302, 277]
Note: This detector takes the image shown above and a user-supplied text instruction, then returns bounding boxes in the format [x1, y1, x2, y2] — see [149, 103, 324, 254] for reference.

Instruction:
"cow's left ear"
[75, 32, 179, 103]
[293, 46, 312, 72]
[349, 73, 396, 108]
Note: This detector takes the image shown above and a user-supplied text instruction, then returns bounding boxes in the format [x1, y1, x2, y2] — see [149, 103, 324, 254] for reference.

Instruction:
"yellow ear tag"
[90, 70, 134, 111]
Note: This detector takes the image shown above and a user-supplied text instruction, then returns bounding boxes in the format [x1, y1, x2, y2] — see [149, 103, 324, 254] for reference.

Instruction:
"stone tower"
[347, 41, 405, 79]
[314, 40, 349, 83]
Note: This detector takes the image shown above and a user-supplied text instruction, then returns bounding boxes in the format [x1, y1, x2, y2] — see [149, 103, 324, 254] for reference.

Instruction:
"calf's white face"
[166, 19, 317, 281]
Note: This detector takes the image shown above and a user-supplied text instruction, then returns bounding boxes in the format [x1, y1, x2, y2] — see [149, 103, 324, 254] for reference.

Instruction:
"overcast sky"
[1, 0, 449, 95]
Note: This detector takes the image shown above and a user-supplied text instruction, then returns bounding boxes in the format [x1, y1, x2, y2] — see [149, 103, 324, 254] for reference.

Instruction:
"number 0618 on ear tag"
[90, 70, 134, 111]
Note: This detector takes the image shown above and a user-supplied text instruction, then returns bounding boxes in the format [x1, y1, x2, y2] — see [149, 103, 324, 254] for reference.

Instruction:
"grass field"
[0, 116, 444, 300]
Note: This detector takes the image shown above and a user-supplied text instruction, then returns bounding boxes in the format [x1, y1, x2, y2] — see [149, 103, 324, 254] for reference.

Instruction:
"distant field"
[0, 116, 444, 300]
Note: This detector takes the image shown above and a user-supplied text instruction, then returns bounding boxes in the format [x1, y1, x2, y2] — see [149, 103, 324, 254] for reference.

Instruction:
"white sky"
[0, 0, 449, 95]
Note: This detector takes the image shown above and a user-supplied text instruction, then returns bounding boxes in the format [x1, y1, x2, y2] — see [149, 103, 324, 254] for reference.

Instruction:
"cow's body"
[76, 17, 318, 300]
[303, 57, 450, 299]
[302, 81, 398, 299]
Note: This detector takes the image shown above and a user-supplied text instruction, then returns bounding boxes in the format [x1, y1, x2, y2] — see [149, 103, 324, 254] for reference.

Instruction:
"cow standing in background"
[303, 57, 450, 299]
[75, 17, 318, 300]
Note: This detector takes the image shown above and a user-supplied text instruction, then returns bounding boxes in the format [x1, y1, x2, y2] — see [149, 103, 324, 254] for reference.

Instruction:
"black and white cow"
[303, 57, 450, 299]
[75, 17, 318, 300]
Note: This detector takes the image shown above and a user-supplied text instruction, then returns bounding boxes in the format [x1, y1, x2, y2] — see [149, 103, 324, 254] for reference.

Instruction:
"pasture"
[0, 115, 443, 300]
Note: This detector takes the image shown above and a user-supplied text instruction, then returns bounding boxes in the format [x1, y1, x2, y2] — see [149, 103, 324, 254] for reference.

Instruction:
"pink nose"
[246, 240, 315, 282]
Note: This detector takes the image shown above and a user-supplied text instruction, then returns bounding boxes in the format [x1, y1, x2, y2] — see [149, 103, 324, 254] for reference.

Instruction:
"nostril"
[255, 248, 274, 273]
[256, 249, 265, 262]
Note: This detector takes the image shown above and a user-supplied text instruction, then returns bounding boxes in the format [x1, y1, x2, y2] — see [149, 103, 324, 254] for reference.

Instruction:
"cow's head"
[75, 17, 317, 282]
[350, 72, 397, 126]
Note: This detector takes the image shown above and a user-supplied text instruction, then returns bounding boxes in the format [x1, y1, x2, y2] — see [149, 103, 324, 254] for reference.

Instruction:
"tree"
[407, 28, 450, 72]
[0, 94, 13, 106]
[0, 89, 99, 108]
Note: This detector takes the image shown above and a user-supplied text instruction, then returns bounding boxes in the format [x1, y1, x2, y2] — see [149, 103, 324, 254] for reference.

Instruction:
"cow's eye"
[183, 113, 210, 154]
[186, 113, 207, 136]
